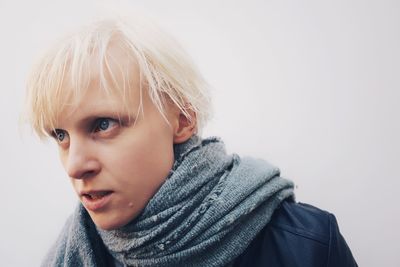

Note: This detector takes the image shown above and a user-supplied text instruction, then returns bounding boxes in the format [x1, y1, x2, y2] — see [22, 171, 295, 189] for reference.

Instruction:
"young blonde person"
[25, 18, 357, 267]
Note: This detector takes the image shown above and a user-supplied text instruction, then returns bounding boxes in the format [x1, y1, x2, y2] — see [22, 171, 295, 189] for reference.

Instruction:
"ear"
[173, 111, 197, 144]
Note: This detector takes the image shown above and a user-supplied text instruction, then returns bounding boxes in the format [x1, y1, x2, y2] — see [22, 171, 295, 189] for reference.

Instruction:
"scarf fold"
[43, 136, 294, 267]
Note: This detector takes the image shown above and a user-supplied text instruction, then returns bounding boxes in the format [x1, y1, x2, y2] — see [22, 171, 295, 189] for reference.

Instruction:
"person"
[25, 17, 358, 267]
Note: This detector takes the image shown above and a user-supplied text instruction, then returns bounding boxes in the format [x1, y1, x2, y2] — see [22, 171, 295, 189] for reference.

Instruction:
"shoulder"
[233, 200, 358, 267]
[270, 200, 332, 241]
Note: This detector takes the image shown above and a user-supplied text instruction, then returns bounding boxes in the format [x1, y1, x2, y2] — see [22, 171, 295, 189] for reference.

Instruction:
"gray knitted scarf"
[43, 136, 294, 267]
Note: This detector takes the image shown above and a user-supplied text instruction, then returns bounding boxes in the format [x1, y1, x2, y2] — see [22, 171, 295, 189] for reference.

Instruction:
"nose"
[64, 138, 101, 180]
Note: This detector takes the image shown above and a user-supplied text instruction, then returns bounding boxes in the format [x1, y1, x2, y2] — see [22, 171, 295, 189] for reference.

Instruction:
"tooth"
[84, 191, 110, 200]
[91, 194, 100, 200]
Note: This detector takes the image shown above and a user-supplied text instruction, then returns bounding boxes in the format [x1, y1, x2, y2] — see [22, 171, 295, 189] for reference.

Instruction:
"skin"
[51, 44, 195, 230]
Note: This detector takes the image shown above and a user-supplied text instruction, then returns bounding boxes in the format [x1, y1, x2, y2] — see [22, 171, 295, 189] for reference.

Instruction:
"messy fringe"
[25, 17, 212, 138]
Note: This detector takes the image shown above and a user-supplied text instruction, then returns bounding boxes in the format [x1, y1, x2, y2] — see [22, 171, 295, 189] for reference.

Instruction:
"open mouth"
[81, 191, 113, 211]
[83, 191, 112, 200]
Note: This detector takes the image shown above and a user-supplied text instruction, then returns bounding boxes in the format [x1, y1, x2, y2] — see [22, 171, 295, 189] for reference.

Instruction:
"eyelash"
[51, 117, 120, 144]
[93, 118, 118, 132]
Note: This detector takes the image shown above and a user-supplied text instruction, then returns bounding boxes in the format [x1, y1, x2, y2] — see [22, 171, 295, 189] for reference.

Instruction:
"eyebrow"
[79, 113, 136, 128]
[48, 111, 136, 134]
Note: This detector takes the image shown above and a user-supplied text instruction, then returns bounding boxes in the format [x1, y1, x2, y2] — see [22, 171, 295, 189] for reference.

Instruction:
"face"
[51, 46, 182, 230]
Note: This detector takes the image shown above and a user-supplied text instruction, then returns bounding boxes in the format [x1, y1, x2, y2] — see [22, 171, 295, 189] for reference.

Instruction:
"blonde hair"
[25, 17, 211, 138]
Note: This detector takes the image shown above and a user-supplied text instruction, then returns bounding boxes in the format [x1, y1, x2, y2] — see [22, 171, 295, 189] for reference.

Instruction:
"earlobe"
[173, 112, 196, 144]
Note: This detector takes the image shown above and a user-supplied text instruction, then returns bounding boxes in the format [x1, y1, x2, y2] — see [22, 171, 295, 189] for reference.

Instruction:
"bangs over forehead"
[26, 18, 211, 138]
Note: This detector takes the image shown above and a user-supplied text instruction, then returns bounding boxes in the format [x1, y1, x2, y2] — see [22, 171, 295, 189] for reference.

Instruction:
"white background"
[1, 0, 399, 266]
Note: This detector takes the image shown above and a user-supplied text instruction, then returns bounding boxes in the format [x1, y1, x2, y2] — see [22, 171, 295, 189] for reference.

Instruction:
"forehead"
[53, 41, 143, 128]
[56, 89, 133, 128]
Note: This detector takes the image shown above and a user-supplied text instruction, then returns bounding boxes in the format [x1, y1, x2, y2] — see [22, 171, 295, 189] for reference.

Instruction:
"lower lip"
[81, 192, 113, 212]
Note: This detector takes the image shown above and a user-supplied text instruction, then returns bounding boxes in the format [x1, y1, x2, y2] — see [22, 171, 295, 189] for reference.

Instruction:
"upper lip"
[79, 190, 113, 197]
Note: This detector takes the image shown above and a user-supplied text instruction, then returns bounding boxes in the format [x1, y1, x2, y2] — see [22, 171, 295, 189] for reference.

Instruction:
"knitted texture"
[43, 136, 294, 267]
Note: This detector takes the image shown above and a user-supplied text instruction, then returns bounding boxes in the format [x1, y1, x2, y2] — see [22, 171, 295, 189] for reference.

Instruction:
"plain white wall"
[1, 0, 399, 266]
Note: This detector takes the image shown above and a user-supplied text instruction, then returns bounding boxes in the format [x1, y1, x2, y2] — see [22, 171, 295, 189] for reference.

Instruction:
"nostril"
[80, 170, 98, 179]
[68, 167, 99, 180]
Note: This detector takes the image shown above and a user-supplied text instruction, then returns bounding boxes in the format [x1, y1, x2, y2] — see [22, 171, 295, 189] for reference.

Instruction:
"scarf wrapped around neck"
[43, 136, 294, 267]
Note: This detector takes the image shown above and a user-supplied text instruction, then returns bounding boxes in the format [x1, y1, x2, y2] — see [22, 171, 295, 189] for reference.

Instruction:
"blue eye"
[57, 131, 65, 141]
[94, 118, 117, 132]
[98, 119, 110, 131]
[53, 129, 67, 142]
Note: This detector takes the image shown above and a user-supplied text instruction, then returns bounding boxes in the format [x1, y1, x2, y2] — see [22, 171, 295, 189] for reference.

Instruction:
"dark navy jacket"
[232, 201, 358, 267]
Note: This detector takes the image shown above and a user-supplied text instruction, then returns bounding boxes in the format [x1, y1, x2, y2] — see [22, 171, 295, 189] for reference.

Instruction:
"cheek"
[107, 127, 175, 189]
[123, 140, 173, 180]
[69, 179, 81, 196]
[58, 149, 68, 170]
